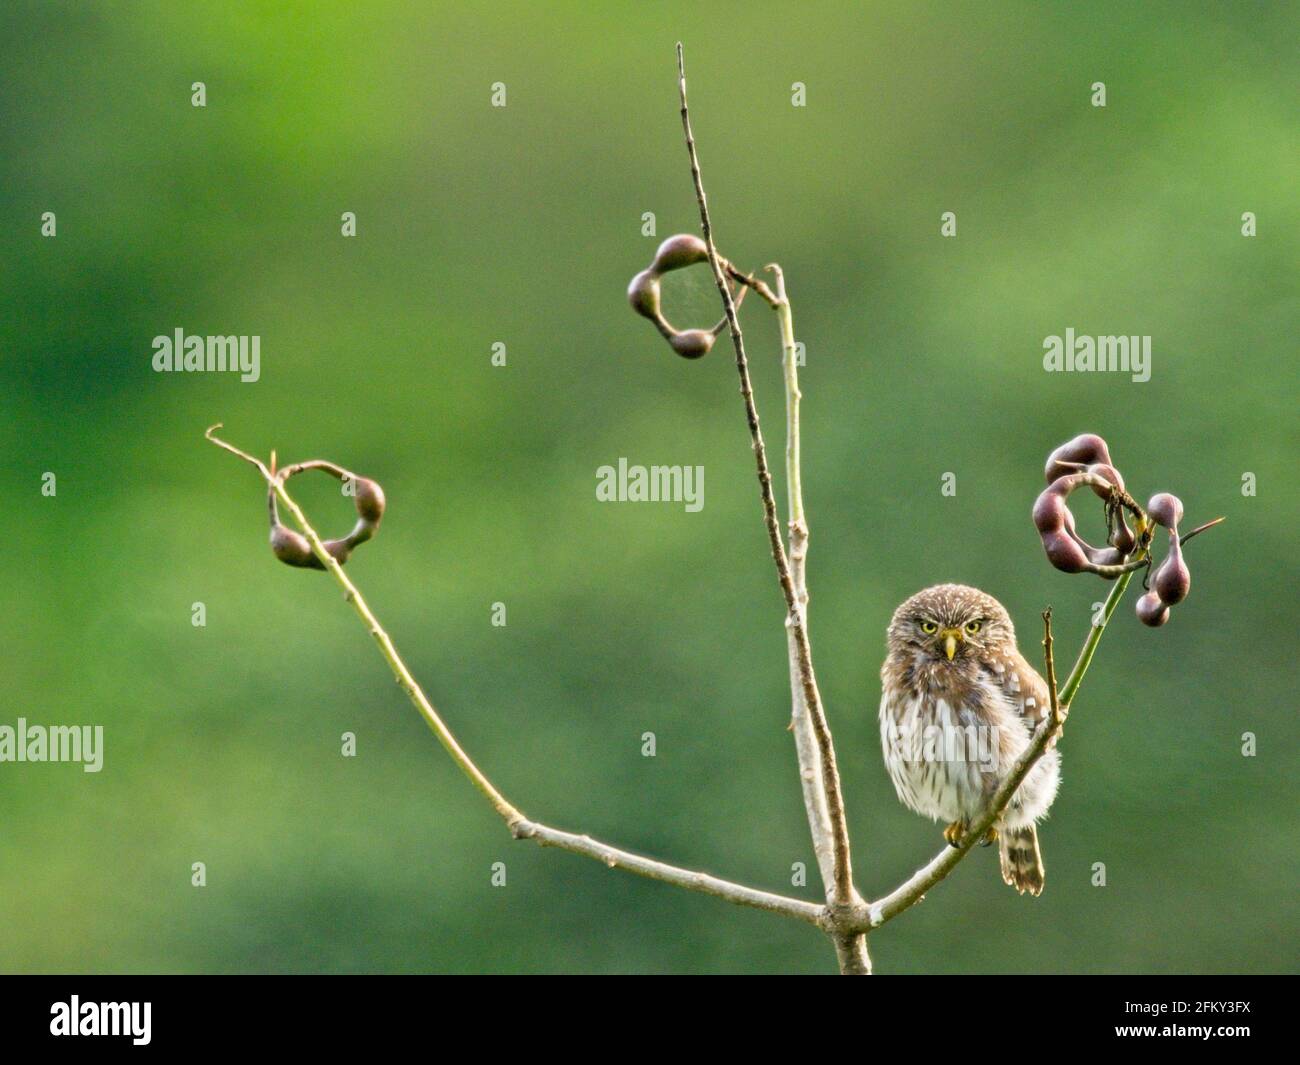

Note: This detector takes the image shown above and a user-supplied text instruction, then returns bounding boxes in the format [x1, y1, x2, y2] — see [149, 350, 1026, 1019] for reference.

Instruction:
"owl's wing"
[987, 648, 1053, 735]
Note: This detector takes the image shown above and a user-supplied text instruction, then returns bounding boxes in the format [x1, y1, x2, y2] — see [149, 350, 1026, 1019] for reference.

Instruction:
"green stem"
[1058, 568, 1134, 708]
[772, 268, 803, 529]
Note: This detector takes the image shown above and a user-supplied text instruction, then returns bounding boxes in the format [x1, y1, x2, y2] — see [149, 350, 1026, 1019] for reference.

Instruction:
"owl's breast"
[878, 686, 996, 822]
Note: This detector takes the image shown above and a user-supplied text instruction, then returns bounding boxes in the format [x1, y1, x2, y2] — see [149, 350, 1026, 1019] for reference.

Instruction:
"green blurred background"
[2, 1, 1295, 974]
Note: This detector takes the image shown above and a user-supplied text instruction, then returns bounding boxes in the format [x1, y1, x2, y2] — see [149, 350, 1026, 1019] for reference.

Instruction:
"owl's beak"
[940, 629, 961, 660]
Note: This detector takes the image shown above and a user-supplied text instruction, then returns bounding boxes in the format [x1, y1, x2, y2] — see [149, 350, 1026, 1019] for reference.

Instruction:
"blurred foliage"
[0, 1, 1295, 973]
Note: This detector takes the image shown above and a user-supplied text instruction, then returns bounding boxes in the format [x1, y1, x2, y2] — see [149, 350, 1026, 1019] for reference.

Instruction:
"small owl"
[879, 584, 1060, 895]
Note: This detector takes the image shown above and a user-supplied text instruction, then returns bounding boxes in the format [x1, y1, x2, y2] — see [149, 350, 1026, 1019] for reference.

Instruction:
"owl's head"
[887, 583, 1015, 665]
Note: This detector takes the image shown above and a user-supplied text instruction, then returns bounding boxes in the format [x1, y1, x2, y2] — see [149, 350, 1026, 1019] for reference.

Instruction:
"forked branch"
[204, 425, 826, 930]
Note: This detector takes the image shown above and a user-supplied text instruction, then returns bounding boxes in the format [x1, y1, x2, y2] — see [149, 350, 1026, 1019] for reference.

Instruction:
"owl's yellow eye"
[965, 620, 982, 635]
[920, 621, 938, 634]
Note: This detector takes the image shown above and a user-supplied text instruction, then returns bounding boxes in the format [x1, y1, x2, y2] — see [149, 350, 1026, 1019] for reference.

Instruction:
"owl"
[879, 584, 1060, 895]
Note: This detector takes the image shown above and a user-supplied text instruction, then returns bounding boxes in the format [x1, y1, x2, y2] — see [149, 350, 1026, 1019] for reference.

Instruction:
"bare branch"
[511, 820, 824, 926]
[674, 45, 858, 922]
[206, 426, 825, 929]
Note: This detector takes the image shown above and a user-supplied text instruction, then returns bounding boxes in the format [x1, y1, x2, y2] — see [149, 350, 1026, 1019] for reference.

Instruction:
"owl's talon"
[979, 825, 998, 847]
[943, 821, 966, 848]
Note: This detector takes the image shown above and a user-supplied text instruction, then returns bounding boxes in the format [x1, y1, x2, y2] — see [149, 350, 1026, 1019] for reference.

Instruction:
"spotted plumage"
[879, 584, 1060, 895]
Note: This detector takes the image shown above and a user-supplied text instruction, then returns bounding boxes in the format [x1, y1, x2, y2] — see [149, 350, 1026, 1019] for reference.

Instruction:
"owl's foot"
[944, 821, 997, 848]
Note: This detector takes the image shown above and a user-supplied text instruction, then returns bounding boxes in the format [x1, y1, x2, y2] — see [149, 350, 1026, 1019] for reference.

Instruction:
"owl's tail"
[999, 825, 1045, 896]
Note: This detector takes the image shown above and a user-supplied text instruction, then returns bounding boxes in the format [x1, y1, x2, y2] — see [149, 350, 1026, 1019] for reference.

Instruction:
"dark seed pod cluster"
[1141, 492, 1192, 625]
[268, 461, 385, 570]
[1033, 435, 1137, 579]
[1034, 434, 1211, 628]
[627, 233, 731, 359]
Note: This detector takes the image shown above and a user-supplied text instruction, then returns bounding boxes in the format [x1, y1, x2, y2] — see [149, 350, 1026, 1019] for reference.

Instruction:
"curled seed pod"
[651, 234, 709, 273]
[669, 329, 715, 360]
[1136, 591, 1170, 627]
[1153, 533, 1191, 605]
[353, 477, 386, 525]
[269, 465, 385, 570]
[627, 269, 662, 320]
[1032, 483, 1071, 534]
[1034, 477, 1092, 571]
[1034, 474, 1134, 576]
[1044, 434, 1113, 484]
[1042, 530, 1090, 574]
[1147, 492, 1184, 529]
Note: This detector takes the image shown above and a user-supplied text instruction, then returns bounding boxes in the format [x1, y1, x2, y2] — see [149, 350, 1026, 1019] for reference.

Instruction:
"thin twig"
[675, 44, 857, 919]
[1043, 607, 1062, 729]
[722, 260, 781, 307]
[770, 264, 869, 973]
[1178, 515, 1225, 547]
[1057, 566, 1135, 708]
[206, 425, 827, 930]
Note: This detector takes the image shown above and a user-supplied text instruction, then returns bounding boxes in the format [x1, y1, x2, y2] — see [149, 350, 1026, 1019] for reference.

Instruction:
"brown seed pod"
[1136, 591, 1170, 627]
[1147, 492, 1184, 529]
[1035, 478, 1092, 572]
[651, 234, 709, 273]
[627, 268, 662, 321]
[268, 463, 385, 570]
[1153, 533, 1191, 605]
[628, 236, 750, 361]
[1044, 434, 1113, 484]
[1032, 482, 1071, 534]
[669, 329, 715, 360]
[1042, 530, 1090, 573]
[353, 477, 386, 525]
[1034, 470, 1144, 578]
[270, 522, 324, 570]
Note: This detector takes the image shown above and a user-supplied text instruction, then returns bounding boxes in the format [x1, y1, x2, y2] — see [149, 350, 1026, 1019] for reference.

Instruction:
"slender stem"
[206, 426, 827, 929]
[772, 266, 803, 529]
[1059, 570, 1133, 708]
[273, 474, 524, 824]
[1043, 607, 1062, 728]
[675, 44, 857, 917]
[511, 819, 825, 926]
[767, 263, 832, 892]
[772, 265, 868, 975]
[856, 571, 1136, 931]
